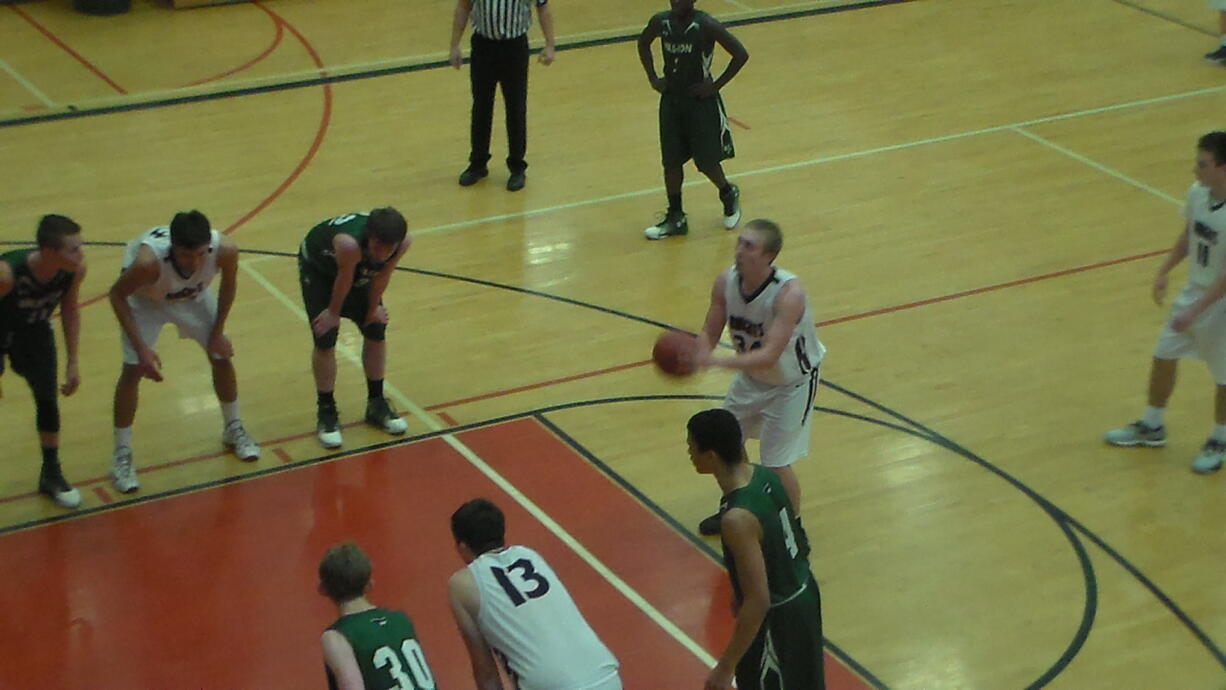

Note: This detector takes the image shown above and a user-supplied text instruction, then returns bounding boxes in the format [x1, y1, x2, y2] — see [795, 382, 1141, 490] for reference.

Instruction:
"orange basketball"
[652, 330, 697, 377]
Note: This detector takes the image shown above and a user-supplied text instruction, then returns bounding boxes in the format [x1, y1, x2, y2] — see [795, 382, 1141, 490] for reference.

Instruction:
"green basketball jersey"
[721, 465, 813, 606]
[656, 10, 715, 93]
[325, 607, 437, 690]
[299, 212, 389, 289]
[0, 248, 73, 329]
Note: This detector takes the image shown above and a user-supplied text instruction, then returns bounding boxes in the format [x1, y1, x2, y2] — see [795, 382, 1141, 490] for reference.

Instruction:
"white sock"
[1211, 424, 1226, 442]
[1141, 406, 1165, 428]
[221, 400, 240, 426]
[114, 426, 132, 451]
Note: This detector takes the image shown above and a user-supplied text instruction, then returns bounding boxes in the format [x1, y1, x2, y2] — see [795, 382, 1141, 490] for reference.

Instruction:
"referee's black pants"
[469, 33, 530, 173]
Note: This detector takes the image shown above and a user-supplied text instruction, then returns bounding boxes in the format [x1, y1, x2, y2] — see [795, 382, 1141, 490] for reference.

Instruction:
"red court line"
[0, 435, 713, 687]
[8, 4, 126, 95]
[425, 359, 653, 410]
[181, 5, 284, 87]
[91, 487, 112, 504]
[436, 411, 458, 426]
[728, 115, 751, 130]
[458, 418, 872, 690]
[818, 248, 1167, 327]
[273, 447, 292, 464]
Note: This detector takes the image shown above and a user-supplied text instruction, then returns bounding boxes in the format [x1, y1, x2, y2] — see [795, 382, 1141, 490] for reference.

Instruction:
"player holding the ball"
[687, 218, 825, 535]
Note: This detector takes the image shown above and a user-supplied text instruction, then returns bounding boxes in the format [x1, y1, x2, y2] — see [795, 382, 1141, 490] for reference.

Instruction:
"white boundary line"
[411, 83, 1226, 237]
[0, 56, 55, 108]
[1009, 126, 1182, 206]
[237, 259, 719, 669]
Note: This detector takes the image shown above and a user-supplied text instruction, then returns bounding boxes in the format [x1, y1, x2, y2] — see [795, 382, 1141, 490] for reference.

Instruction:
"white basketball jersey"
[1184, 183, 1226, 288]
[724, 265, 825, 386]
[122, 226, 221, 303]
[469, 546, 619, 689]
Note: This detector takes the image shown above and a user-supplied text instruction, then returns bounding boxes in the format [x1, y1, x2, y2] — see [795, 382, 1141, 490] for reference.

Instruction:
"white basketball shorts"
[1153, 283, 1226, 383]
[121, 292, 220, 364]
[723, 367, 821, 468]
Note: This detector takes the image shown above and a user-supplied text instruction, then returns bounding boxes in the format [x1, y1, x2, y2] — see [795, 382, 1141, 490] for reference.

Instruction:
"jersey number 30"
[373, 639, 435, 690]
[491, 558, 551, 606]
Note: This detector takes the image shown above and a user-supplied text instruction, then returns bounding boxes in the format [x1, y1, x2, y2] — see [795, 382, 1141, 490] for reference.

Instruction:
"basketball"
[652, 330, 697, 377]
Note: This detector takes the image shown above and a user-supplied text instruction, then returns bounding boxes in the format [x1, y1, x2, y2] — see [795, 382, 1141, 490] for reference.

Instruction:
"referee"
[450, 0, 556, 192]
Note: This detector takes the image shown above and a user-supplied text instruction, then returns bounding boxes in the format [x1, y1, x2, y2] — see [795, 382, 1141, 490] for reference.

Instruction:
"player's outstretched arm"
[109, 246, 164, 381]
[321, 630, 366, 690]
[59, 261, 86, 396]
[708, 508, 769, 690]
[448, 570, 504, 690]
[210, 238, 240, 358]
[695, 271, 729, 367]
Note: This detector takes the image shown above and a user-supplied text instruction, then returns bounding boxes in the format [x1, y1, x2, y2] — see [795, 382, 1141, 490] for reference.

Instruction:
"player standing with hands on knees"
[637, 0, 748, 239]
[109, 210, 260, 494]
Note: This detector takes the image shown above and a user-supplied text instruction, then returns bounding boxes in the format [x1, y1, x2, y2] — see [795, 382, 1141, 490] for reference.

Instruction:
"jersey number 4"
[491, 558, 551, 606]
[373, 639, 435, 690]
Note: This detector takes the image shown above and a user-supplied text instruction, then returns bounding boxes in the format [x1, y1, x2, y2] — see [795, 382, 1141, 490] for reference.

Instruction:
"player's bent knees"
[359, 322, 387, 342]
[312, 330, 340, 350]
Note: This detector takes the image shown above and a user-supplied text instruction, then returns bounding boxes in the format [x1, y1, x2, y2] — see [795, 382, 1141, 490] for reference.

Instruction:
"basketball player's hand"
[705, 664, 735, 689]
[1152, 273, 1168, 305]
[137, 347, 163, 382]
[650, 76, 667, 94]
[449, 46, 463, 69]
[538, 46, 555, 65]
[364, 305, 389, 326]
[1172, 309, 1197, 333]
[689, 80, 718, 99]
[207, 332, 234, 359]
[312, 309, 341, 336]
[60, 362, 80, 397]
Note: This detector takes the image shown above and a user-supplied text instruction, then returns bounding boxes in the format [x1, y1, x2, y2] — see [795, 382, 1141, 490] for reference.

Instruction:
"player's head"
[686, 408, 745, 473]
[363, 207, 408, 263]
[451, 498, 506, 561]
[318, 542, 373, 604]
[734, 219, 783, 273]
[168, 210, 213, 274]
[670, 0, 696, 18]
[1195, 132, 1226, 188]
[36, 215, 84, 270]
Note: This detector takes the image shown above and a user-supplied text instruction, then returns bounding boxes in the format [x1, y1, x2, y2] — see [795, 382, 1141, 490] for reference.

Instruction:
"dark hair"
[318, 542, 372, 603]
[366, 207, 408, 246]
[687, 408, 744, 466]
[36, 215, 81, 249]
[745, 218, 783, 256]
[1200, 132, 1226, 166]
[451, 498, 506, 555]
[169, 210, 212, 249]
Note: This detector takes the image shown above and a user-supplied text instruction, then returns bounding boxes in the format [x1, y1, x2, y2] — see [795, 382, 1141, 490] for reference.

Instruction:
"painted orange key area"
[0, 418, 868, 689]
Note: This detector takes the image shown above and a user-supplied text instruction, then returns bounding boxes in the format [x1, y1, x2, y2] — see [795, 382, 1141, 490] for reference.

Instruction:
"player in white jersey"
[1105, 132, 1226, 474]
[446, 499, 621, 690]
[685, 218, 825, 535]
[107, 210, 260, 493]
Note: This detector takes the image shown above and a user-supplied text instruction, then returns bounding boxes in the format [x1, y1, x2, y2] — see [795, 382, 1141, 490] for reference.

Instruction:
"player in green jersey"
[638, 0, 749, 240]
[0, 215, 87, 508]
[319, 543, 438, 690]
[686, 408, 825, 690]
[298, 208, 412, 449]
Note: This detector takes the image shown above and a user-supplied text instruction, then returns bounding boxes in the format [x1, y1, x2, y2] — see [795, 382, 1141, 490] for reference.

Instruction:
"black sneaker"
[698, 511, 723, 536]
[365, 397, 408, 435]
[507, 172, 526, 192]
[459, 166, 489, 186]
[1206, 46, 1226, 64]
[39, 462, 81, 509]
[317, 404, 342, 449]
[643, 211, 689, 240]
[720, 183, 741, 229]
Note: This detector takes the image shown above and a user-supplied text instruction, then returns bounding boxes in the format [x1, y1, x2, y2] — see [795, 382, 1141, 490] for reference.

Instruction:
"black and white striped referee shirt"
[471, 0, 547, 40]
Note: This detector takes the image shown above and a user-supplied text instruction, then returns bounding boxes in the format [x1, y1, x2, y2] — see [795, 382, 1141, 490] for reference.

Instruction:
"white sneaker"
[1192, 439, 1226, 474]
[365, 397, 408, 435]
[110, 446, 139, 493]
[721, 184, 741, 229]
[223, 420, 261, 462]
[38, 464, 81, 509]
[317, 404, 343, 449]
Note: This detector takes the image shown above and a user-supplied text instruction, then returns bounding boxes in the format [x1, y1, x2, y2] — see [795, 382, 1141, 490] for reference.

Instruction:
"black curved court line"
[3, 243, 1221, 673]
[0, 0, 911, 130]
[1110, 0, 1217, 37]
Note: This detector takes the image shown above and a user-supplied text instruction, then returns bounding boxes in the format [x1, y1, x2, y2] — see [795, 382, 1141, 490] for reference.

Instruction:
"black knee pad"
[360, 321, 387, 342]
[35, 396, 60, 433]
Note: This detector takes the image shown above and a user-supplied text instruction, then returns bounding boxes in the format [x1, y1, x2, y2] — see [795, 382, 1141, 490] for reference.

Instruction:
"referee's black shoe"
[459, 166, 489, 186]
